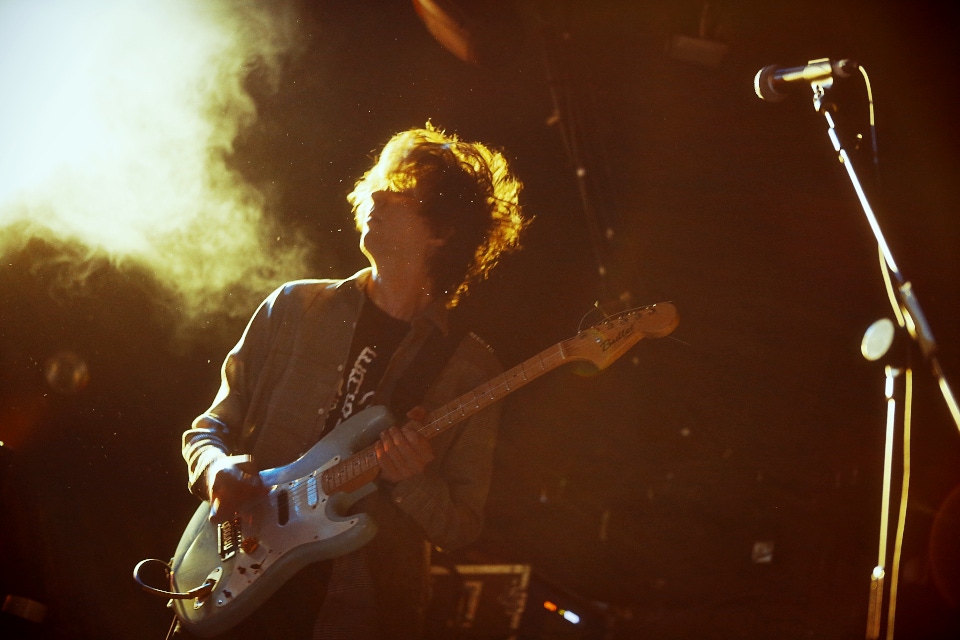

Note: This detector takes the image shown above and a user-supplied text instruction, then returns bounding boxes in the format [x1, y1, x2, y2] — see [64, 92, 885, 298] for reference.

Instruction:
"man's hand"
[205, 454, 266, 524]
[376, 407, 434, 484]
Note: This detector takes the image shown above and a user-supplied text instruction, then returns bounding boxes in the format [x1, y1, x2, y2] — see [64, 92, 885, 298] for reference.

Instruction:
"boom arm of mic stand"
[811, 82, 960, 431]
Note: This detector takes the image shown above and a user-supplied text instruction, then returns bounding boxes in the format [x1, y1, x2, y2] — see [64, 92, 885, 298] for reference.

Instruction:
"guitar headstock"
[561, 302, 679, 370]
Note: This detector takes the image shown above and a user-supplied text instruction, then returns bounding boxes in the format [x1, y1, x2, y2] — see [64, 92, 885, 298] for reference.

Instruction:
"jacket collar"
[343, 267, 450, 336]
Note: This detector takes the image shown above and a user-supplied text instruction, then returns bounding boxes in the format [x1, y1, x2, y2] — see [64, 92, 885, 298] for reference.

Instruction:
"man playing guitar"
[179, 123, 528, 639]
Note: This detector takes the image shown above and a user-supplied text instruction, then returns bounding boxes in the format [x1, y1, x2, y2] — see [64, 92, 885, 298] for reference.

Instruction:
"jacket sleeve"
[387, 402, 501, 551]
[385, 337, 503, 551]
[181, 285, 287, 500]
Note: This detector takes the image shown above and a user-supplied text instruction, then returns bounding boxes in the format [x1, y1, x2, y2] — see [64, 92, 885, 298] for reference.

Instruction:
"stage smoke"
[0, 0, 311, 323]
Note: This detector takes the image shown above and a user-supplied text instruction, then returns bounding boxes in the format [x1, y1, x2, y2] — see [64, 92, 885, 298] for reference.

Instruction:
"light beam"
[0, 0, 312, 322]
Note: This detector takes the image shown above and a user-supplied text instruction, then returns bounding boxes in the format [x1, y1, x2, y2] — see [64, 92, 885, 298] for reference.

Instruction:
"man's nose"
[370, 190, 399, 209]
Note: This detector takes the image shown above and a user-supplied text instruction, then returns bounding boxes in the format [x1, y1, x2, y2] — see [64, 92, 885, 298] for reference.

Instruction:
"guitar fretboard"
[319, 341, 571, 494]
[317, 303, 675, 496]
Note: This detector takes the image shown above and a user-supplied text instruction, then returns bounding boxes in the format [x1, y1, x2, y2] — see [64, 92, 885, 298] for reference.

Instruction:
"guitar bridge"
[217, 517, 242, 561]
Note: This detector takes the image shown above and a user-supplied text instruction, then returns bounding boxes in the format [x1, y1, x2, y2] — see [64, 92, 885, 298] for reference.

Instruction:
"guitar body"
[170, 406, 395, 637]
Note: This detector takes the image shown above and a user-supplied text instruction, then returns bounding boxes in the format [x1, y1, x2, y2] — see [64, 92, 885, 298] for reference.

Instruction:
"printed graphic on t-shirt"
[324, 297, 409, 434]
[338, 346, 377, 423]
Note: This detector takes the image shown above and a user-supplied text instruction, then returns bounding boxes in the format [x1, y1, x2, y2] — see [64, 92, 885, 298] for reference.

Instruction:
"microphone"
[754, 58, 858, 102]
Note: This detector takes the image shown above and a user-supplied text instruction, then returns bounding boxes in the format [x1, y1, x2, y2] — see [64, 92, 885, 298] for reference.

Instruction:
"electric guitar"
[162, 303, 678, 637]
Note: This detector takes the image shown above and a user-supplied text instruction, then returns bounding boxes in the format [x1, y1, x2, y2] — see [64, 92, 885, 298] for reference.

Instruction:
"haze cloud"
[0, 0, 312, 322]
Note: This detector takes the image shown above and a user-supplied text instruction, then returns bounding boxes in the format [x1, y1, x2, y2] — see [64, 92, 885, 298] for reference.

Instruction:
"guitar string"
[309, 344, 571, 499]
[293, 306, 656, 502]
[312, 309, 640, 497]
[248, 306, 672, 526]
[577, 303, 654, 333]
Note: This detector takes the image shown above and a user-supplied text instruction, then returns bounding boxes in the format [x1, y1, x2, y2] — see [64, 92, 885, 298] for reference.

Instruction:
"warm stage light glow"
[0, 0, 311, 321]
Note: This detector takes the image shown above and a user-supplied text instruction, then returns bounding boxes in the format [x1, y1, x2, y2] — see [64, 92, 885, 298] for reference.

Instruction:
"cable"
[133, 558, 217, 600]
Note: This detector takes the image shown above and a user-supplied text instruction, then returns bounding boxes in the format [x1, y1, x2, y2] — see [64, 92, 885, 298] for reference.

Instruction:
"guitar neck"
[420, 340, 572, 438]
[319, 302, 678, 495]
[320, 341, 571, 495]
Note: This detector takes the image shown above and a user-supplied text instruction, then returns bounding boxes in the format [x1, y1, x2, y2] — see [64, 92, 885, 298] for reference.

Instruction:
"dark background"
[2, 1, 959, 638]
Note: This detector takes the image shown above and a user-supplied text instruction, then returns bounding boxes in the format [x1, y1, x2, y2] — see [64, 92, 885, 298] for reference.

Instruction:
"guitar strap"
[383, 321, 466, 420]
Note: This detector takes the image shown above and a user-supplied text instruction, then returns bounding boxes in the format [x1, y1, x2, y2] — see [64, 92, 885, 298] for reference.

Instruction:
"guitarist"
[179, 123, 529, 639]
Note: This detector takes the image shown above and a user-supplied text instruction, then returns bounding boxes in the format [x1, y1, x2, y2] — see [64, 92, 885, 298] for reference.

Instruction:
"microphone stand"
[810, 78, 959, 428]
[807, 76, 960, 640]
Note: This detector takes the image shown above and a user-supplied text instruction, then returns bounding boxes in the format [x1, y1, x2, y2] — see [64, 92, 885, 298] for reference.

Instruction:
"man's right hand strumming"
[205, 454, 266, 524]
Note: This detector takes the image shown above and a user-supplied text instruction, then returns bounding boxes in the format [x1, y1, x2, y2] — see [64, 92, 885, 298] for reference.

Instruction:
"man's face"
[359, 189, 444, 273]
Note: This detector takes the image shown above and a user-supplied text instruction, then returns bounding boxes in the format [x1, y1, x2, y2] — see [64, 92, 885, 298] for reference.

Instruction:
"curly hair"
[348, 123, 529, 307]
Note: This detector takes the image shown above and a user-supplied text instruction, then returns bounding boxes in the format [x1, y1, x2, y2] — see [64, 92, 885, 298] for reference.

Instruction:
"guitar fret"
[325, 344, 567, 494]
[251, 304, 676, 524]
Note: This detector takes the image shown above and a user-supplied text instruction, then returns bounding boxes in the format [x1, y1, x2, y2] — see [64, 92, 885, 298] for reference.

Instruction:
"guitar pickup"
[307, 474, 320, 508]
[276, 489, 289, 526]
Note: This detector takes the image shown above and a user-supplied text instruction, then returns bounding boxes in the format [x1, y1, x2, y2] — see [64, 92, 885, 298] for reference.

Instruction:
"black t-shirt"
[324, 296, 409, 433]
